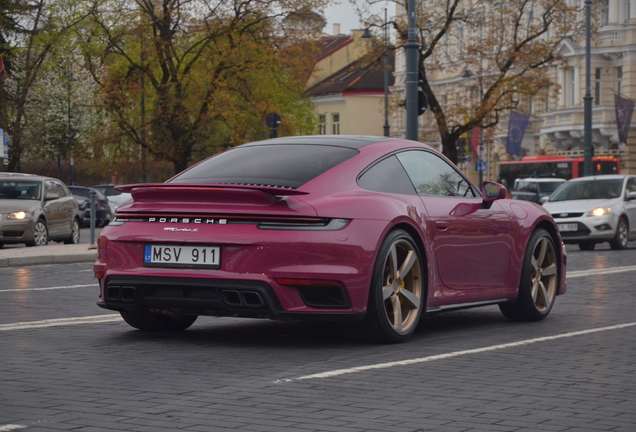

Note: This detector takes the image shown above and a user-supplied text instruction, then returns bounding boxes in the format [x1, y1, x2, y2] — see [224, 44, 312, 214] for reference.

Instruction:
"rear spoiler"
[115, 183, 309, 196]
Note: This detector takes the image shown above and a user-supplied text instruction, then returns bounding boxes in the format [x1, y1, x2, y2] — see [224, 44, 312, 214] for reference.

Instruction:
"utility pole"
[404, 0, 419, 141]
[583, 0, 593, 176]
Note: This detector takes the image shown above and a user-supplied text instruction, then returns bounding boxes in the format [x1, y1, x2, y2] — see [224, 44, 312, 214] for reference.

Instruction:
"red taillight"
[94, 264, 106, 279]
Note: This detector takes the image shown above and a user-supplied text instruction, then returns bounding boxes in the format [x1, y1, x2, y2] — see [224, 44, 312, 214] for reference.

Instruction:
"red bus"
[498, 155, 621, 188]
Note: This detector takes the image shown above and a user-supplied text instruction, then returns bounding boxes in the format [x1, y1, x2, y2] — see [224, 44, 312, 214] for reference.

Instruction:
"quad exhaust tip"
[221, 290, 265, 308]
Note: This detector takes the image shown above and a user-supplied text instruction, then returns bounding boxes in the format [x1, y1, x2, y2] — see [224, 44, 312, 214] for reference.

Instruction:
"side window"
[627, 177, 636, 193]
[358, 155, 417, 195]
[51, 180, 68, 197]
[44, 180, 55, 197]
[396, 150, 476, 197]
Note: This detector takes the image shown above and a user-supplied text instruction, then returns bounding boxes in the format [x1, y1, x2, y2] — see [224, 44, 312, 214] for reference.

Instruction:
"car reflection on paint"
[95, 136, 567, 343]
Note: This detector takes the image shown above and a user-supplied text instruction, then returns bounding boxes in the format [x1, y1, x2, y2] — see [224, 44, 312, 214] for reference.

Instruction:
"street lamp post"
[405, 0, 420, 141]
[583, 0, 593, 176]
[382, 8, 390, 137]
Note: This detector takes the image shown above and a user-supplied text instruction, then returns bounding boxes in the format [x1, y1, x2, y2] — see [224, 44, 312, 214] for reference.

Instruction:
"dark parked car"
[511, 178, 566, 203]
[95, 136, 567, 343]
[91, 184, 133, 214]
[0, 173, 80, 247]
[68, 186, 112, 227]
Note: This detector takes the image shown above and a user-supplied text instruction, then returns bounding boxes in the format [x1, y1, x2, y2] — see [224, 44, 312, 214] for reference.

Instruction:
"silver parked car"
[542, 175, 636, 250]
[0, 173, 80, 247]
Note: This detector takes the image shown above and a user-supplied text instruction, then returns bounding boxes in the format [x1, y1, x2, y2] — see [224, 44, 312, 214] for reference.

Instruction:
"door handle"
[435, 221, 450, 231]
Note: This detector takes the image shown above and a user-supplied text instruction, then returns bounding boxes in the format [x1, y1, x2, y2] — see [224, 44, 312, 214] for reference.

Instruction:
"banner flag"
[505, 111, 530, 156]
[470, 126, 480, 156]
[614, 93, 635, 144]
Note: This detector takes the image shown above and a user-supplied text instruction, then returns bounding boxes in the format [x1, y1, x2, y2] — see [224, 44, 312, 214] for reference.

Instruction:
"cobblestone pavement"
[0, 243, 635, 432]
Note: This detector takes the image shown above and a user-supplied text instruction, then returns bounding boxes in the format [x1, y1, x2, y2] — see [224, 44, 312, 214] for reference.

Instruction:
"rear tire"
[609, 217, 628, 250]
[579, 241, 595, 251]
[64, 219, 81, 244]
[120, 310, 198, 331]
[500, 228, 558, 321]
[361, 229, 424, 343]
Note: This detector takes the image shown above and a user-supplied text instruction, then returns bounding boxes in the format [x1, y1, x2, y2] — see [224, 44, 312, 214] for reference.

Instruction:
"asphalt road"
[1, 243, 635, 432]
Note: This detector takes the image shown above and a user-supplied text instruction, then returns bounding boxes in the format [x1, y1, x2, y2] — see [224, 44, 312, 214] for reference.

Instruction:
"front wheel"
[26, 219, 48, 247]
[500, 228, 558, 321]
[120, 310, 198, 331]
[362, 229, 425, 343]
[609, 218, 629, 250]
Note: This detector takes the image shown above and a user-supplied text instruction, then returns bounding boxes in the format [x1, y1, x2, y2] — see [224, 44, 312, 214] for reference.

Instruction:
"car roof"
[0, 173, 55, 182]
[566, 174, 630, 182]
[240, 135, 398, 150]
[516, 178, 566, 182]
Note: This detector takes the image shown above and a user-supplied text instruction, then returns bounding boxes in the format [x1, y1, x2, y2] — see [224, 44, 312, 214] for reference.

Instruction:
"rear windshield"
[171, 144, 359, 188]
[549, 179, 623, 201]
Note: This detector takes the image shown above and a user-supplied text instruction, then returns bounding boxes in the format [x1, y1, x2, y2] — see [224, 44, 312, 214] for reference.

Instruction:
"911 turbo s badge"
[164, 227, 199, 232]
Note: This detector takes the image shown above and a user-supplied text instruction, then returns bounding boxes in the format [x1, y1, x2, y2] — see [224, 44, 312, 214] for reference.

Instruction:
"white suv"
[542, 175, 636, 250]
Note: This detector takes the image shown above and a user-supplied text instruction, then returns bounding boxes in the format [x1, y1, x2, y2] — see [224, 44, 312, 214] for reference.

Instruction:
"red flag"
[471, 126, 480, 156]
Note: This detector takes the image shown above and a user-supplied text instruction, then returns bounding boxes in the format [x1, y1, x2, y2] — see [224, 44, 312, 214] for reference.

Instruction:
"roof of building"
[314, 34, 354, 62]
[306, 51, 395, 97]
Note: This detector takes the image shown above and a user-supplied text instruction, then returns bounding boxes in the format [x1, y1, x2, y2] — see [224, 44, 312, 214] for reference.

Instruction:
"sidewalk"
[0, 243, 97, 267]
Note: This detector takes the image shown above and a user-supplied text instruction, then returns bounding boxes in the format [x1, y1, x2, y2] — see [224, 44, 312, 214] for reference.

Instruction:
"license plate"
[144, 244, 220, 268]
[557, 223, 578, 232]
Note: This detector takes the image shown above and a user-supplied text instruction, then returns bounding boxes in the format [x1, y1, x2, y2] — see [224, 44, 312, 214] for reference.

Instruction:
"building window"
[623, 0, 631, 23]
[566, 69, 576, 107]
[318, 114, 326, 135]
[602, 0, 610, 25]
[595, 68, 602, 105]
[332, 113, 340, 135]
[616, 66, 623, 95]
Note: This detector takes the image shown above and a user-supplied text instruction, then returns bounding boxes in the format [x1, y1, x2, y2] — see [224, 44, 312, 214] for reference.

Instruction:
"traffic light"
[417, 70, 428, 116]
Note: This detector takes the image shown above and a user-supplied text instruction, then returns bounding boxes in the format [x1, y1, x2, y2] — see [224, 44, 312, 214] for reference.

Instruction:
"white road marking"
[0, 284, 95, 293]
[0, 314, 121, 331]
[0, 425, 27, 431]
[567, 265, 636, 278]
[275, 322, 636, 383]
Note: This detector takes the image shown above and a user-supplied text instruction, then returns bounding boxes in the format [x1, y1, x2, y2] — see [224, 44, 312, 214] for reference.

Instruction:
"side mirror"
[540, 196, 550, 204]
[482, 181, 507, 207]
[45, 192, 59, 201]
[627, 191, 636, 201]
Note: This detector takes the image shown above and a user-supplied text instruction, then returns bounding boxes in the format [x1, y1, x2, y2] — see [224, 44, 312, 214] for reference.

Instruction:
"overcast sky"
[322, 1, 392, 35]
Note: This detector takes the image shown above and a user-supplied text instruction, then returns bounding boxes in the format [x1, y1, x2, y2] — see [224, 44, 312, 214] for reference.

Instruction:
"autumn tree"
[78, 0, 328, 175]
[1, 0, 86, 172]
[362, 0, 587, 164]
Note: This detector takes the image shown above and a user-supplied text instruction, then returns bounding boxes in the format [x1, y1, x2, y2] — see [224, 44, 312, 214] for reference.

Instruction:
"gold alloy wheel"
[530, 236, 558, 312]
[381, 239, 423, 333]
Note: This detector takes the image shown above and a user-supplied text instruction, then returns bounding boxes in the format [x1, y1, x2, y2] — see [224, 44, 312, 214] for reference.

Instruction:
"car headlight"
[590, 206, 613, 217]
[7, 211, 29, 220]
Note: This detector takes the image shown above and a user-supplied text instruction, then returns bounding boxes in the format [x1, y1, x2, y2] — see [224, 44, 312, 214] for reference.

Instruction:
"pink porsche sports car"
[94, 136, 567, 343]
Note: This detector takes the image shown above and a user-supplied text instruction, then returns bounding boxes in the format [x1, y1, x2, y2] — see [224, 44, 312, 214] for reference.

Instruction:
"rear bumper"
[97, 275, 363, 322]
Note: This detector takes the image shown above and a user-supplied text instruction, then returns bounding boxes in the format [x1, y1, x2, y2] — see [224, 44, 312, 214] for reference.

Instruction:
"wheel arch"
[532, 219, 566, 295]
[386, 221, 430, 300]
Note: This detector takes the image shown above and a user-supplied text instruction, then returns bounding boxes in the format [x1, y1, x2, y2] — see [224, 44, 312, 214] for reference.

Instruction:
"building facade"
[391, 0, 636, 184]
[307, 28, 395, 137]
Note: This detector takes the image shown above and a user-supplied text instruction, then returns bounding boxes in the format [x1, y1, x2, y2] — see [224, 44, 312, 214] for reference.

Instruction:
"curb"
[0, 250, 97, 268]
